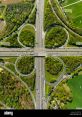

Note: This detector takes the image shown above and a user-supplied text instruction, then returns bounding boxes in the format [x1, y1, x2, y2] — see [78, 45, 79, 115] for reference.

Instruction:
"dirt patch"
[0, 0, 23, 4]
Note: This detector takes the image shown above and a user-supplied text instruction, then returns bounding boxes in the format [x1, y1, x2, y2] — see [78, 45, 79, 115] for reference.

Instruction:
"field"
[62, 0, 82, 28]
[62, 0, 79, 6]
[66, 75, 82, 109]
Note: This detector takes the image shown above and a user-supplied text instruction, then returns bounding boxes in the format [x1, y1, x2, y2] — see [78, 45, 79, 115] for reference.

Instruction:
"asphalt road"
[0, 48, 82, 57]
[35, 0, 46, 109]
[35, 0, 44, 48]
[35, 57, 45, 109]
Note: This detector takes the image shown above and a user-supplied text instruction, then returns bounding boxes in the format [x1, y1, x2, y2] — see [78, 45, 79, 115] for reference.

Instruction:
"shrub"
[45, 57, 63, 75]
[16, 56, 34, 75]
[45, 26, 67, 48]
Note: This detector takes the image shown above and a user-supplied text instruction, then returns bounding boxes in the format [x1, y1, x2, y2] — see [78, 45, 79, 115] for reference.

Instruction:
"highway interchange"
[0, 0, 82, 109]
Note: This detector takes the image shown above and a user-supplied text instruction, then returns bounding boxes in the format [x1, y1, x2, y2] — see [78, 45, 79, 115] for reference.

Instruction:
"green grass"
[62, 0, 79, 6]
[3, 57, 17, 63]
[45, 71, 57, 83]
[20, 72, 35, 91]
[28, 7, 36, 25]
[44, 0, 61, 31]
[66, 75, 82, 109]
[1, 33, 21, 48]
[78, 71, 82, 75]
[65, 2, 82, 18]
[60, 56, 82, 74]
[68, 33, 82, 47]
[45, 70, 64, 83]
[45, 57, 64, 83]
[45, 84, 53, 97]
[73, 16, 82, 28]
[5, 63, 15, 72]
[63, 1, 82, 28]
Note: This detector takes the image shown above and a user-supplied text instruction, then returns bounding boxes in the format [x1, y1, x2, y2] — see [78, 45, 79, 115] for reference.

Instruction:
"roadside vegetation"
[0, 104, 6, 109]
[0, 33, 21, 48]
[46, 56, 82, 109]
[0, 0, 36, 48]
[48, 79, 72, 109]
[44, 0, 61, 31]
[0, 0, 35, 39]
[0, 57, 36, 106]
[44, 0, 82, 47]
[28, 7, 36, 25]
[0, 67, 34, 109]
[45, 57, 63, 83]
[61, 56, 82, 74]
[66, 74, 82, 109]
[45, 26, 67, 48]
[16, 56, 34, 75]
[45, 84, 53, 97]
[19, 24, 35, 47]
[51, 0, 82, 35]
[0, 5, 5, 19]
[68, 33, 82, 47]
[3, 57, 35, 90]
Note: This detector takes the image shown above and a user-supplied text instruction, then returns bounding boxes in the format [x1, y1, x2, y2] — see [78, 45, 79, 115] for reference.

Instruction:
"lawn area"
[63, 1, 82, 28]
[45, 71, 57, 83]
[45, 84, 53, 97]
[66, 75, 82, 109]
[62, 0, 79, 6]
[64, 1, 82, 18]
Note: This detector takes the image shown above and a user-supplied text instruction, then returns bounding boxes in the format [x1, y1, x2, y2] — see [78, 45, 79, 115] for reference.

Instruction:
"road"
[46, 48, 82, 56]
[35, 0, 44, 48]
[35, 0, 46, 109]
[0, 48, 82, 57]
[35, 57, 46, 109]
